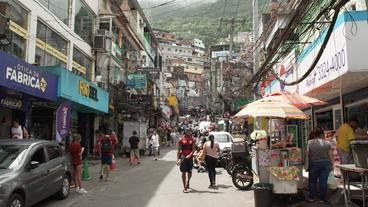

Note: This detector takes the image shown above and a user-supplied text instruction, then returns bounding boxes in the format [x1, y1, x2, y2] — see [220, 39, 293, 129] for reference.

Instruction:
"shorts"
[101, 154, 113, 165]
[130, 149, 140, 159]
[180, 157, 193, 173]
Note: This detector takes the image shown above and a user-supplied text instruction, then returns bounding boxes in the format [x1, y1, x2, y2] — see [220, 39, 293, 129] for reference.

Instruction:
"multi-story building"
[0, 0, 165, 153]
[0, 0, 110, 153]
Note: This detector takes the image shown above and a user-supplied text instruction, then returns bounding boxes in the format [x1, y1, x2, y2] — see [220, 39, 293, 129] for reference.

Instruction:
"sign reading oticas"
[79, 80, 98, 101]
[0, 51, 57, 101]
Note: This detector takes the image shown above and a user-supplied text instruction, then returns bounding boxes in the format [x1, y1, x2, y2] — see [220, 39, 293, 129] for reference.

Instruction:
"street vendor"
[336, 117, 358, 164]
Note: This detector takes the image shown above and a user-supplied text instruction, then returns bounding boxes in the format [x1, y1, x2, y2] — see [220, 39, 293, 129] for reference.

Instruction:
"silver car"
[0, 139, 71, 207]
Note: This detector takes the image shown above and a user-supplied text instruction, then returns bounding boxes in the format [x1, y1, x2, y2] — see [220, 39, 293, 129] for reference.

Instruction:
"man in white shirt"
[151, 131, 160, 160]
[11, 120, 23, 139]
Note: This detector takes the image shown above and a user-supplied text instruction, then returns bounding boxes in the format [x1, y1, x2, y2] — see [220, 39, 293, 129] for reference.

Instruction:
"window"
[168, 48, 171, 51]
[187, 58, 192, 62]
[47, 146, 61, 160]
[73, 47, 92, 80]
[35, 21, 68, 68]
[179, 49, 182, 52]
[31, 148, 46, 164]
[0, 144, 29, 169]
[39, 0, 70, 25]
[0, 0, 28, 60]
[74, 0, 95, 46]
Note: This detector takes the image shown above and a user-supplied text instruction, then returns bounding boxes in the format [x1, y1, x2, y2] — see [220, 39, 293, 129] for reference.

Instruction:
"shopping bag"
[327, 172, 337, 189]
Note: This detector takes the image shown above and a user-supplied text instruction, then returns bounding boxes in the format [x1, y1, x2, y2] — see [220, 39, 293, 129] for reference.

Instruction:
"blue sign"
[0, 51, 58, 101]
[43, 67, 109, 113]
[126, 73, 147, 94]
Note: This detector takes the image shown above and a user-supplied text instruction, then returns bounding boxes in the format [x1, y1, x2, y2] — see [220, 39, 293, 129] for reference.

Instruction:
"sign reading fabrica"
[0, 51, 57, 101]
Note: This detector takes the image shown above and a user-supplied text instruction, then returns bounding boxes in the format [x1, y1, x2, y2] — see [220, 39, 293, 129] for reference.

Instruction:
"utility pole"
[220, 18, 245, 62]
[219, 18, 245, 112]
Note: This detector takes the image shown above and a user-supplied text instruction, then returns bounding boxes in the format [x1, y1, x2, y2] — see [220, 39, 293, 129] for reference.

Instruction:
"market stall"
[234, 100, 308, 195]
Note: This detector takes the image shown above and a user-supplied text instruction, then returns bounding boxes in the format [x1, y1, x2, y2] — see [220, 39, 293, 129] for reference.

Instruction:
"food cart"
[234, 100, 308, 196]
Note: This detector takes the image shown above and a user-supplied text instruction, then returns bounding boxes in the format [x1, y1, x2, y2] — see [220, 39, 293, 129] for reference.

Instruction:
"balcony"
[123, 11, 155, 60]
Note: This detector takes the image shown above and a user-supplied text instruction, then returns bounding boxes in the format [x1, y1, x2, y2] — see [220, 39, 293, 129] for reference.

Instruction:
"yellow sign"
[79, 80, 98, 101]
[72, 61, 87, 74]
[9, 21, 28, 39]
[36, 38, 67, 63]
[167, 96, 177, 106]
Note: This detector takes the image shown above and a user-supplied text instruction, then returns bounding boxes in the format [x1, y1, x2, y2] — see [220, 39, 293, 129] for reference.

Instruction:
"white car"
[209, 131, 234, 151]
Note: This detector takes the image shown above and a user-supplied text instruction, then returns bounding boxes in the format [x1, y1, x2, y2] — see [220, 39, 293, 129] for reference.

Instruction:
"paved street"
[37, 147, 255, 207]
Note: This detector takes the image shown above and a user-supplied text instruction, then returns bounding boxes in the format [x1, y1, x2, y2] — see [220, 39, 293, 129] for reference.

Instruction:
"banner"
[56, 101, 72, 143]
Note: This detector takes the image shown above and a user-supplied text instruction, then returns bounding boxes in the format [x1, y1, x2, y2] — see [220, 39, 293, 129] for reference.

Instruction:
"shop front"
[0, 51, 57, 139]
[43, 66, 109, 154]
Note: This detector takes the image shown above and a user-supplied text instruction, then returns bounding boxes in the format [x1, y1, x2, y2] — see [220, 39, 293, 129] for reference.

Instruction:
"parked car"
[0, 139, 71, 207]
[208, 131, 234, 151]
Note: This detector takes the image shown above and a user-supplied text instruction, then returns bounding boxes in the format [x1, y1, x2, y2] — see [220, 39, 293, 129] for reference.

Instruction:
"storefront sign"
[126, 73, 147, 94]
[137, 68, 160, 80]
[79, 80, 99, 101]
[43, 67, 109, 113]
[0, 51, 57, 101]
[128, 94, 152, 106]
[55, 101, 72, 143]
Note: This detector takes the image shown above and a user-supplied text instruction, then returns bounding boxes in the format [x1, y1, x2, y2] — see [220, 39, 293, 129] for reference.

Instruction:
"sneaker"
[78, 188, 88, 194]
[76, 187, 80, 192]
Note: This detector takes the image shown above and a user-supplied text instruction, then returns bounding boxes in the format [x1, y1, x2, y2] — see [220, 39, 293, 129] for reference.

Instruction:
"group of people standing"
[306, 117, 360, 203]
[69, 130, 118, 194]
[176, 129, 220, 193]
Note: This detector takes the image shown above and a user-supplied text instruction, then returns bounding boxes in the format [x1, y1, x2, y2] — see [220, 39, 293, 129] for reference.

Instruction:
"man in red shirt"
[177, 129, 196, 193]
[99, 132, 118, 181]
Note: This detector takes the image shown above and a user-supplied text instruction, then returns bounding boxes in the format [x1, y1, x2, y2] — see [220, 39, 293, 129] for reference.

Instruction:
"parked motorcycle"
[231, 139, 255, 190]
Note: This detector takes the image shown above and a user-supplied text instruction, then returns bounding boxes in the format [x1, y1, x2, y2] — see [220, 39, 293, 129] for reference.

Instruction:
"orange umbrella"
[256, 91, 326, 108]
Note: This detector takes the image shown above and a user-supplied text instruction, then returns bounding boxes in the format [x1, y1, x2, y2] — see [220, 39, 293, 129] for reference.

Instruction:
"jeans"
[205, 155, 217, 185]
[309, 159, 331, 200]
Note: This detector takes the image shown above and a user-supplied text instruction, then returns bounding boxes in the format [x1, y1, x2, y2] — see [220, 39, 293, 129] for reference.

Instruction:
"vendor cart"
[234, 100, 308, 199]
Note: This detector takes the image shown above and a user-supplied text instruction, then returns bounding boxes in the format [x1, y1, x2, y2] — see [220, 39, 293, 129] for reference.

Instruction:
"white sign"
[298, 18, 349, 95]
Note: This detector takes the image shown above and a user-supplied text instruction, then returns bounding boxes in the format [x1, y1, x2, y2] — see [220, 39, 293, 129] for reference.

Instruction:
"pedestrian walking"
[166, 129, 172, 147]
[196, 137, 207, 173]
[306, 127, 334, 203]
[177, 129, 196, 193]
[129, 130, 141, 165]
[69, 133, 87, 194]
[151, 130, 160, 160]
[204, 135, 220, 188]
[99, 132, 117, 181]
[171, 129, 178, 147]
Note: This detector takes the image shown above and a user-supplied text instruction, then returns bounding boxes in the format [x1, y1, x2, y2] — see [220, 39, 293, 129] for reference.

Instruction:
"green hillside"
[140, 0, 259, 47]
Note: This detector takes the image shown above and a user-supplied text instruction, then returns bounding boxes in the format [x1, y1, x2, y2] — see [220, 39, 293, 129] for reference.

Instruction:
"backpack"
[101, 137, 113, 153]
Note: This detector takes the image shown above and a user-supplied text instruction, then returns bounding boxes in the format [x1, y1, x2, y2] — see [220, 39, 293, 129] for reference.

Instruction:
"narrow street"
[38, 147, 255, 207]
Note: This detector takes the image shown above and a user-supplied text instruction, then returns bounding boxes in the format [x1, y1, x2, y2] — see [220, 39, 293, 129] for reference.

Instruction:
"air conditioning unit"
[97, 29, 109, 37]
[94, 36, 107, 52]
